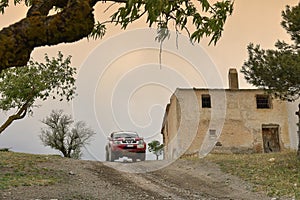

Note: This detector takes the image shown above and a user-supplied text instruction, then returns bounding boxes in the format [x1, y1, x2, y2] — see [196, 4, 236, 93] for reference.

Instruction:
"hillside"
[0, 151, 299, 199]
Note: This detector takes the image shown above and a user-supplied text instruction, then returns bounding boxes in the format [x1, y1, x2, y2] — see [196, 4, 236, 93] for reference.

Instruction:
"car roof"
[111, 131, 138, 136]
[112, 131, 137, 134]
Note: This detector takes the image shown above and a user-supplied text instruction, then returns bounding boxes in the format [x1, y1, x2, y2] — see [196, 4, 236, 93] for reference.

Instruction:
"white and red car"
[105, 131, 146, 162]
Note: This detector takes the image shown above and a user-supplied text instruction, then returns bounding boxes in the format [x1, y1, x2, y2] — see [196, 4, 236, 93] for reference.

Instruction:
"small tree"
[40, 110, 95, 159]
[148, 140, 164, 160]
[0, 52, 76, 134]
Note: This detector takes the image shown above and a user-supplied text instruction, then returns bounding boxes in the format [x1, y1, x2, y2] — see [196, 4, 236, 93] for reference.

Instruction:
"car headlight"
[113, 140, 121, 144]
[138, 139, 144, 144]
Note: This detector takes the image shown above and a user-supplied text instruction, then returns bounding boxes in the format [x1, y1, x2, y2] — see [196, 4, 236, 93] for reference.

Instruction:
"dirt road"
[1, 158, 270, 200]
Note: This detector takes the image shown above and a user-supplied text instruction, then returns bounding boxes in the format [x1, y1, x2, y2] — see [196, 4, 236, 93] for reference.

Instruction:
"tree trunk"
[60, 145, 69, 158]
[0, 105, 27, 134]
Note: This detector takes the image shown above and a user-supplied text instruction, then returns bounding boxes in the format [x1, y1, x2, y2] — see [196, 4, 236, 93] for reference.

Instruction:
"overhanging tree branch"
[0, 0, 233, 71]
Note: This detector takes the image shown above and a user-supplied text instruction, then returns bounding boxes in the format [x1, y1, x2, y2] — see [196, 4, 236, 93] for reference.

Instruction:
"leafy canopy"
[0, 52, 76, 113]
[241, 2, 300, 102]
[0, 52, 76, 134]
[110, 0, 234, 45]
[148, 140, 164, 160]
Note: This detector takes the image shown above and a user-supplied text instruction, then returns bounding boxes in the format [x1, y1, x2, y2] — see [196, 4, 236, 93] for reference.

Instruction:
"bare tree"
[40, 110, 95, 159]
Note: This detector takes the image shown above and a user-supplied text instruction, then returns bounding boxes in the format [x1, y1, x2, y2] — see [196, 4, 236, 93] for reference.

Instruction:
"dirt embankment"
[0, 158, 271, 200]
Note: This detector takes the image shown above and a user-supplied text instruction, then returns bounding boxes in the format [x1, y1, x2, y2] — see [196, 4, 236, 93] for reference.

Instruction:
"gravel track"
[0, 158, 271, 200]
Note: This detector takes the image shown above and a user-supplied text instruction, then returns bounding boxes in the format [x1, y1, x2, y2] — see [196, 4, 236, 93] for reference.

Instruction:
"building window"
[202, 94, 211, 108]
[256, 95, 271, 109]
[209, 129, 217, 138]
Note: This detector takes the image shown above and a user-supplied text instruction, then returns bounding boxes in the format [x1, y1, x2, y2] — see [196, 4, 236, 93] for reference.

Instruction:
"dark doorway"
[262, 125, 280, 153]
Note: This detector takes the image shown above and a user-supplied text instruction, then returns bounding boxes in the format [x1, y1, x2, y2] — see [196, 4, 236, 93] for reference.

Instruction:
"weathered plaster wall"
[213, 89, 290, 154]
[287, 99, 300, 149]
[162, 88, 292, 159]
[164, 89, 201, 159]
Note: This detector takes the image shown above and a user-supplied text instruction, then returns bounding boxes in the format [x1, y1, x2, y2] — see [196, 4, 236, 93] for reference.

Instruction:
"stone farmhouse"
[161, 68, 298, 159]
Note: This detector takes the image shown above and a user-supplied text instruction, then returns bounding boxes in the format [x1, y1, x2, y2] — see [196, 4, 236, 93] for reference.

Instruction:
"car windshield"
[112, 132, 137, 139]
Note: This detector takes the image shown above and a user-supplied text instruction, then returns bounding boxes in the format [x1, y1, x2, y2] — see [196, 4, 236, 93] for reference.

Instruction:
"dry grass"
[206, 151, 300, 199]
[0, 151, 65, 189]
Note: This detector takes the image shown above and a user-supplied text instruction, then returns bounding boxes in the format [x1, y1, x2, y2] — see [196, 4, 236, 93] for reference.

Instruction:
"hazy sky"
[0, 0, 298, 160]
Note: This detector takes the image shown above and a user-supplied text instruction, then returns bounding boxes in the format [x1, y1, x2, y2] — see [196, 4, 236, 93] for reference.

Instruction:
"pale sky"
[0, 0, 298, 160]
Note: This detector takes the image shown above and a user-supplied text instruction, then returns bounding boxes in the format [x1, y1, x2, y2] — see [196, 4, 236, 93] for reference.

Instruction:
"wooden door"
[262, 126, 280, 153]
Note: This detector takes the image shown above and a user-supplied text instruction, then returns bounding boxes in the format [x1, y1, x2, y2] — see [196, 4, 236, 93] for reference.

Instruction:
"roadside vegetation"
[207, 151, 300, 199]
[0, 151, 65, 189]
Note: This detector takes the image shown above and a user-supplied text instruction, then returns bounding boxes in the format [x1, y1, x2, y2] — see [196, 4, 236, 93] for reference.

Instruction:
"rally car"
[105, 131, 146, 162]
